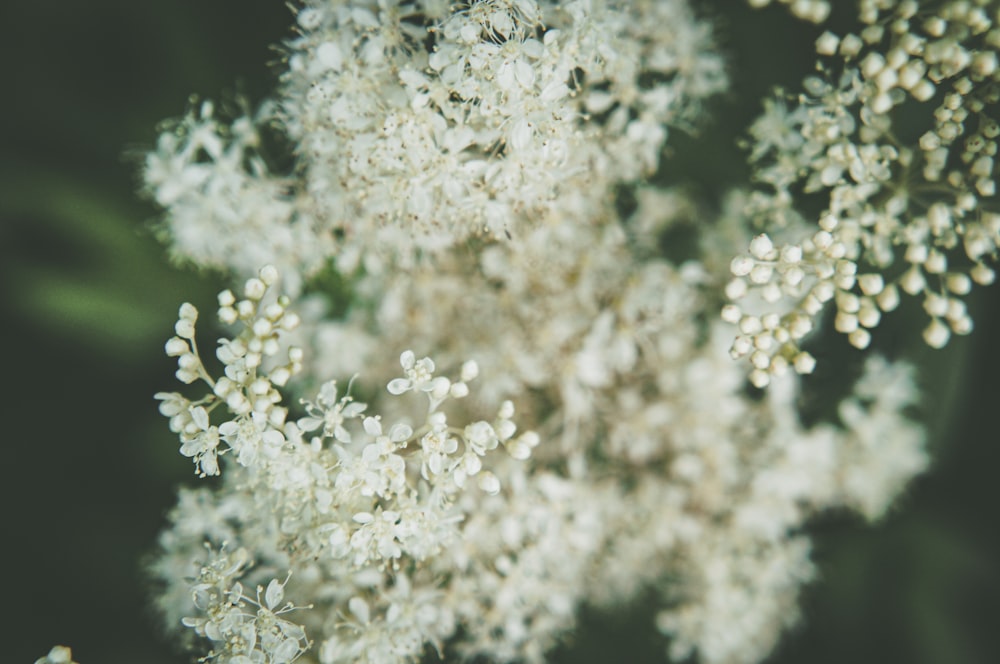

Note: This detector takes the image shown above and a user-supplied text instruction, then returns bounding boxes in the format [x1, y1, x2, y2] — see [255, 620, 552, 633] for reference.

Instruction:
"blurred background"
[1, 2, 997, 663]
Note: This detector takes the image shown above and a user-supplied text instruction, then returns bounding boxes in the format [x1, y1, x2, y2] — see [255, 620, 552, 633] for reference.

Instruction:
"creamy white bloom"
[139, 2, 947, 663]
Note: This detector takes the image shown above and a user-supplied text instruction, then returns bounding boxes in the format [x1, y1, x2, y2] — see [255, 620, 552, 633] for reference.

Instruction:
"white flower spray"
[30, 1, 996, 663]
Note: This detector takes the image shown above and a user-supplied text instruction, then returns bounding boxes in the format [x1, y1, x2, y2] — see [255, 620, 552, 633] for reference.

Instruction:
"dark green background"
[1, 2, 997, 663]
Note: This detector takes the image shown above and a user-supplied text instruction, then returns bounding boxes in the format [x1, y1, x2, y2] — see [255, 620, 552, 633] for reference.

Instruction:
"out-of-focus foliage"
[1, 3, 286, 663]
[1, 2, 997, 664]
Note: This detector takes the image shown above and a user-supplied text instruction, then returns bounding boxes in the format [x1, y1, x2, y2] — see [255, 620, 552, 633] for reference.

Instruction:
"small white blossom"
[34, 647, 79, 664]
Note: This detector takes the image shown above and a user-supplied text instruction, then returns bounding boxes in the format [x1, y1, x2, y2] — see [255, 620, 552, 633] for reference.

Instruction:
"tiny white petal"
[265, 579, 284, 609]
[389, 423, 413, 442]
[387, 378, 411, 395]
[363, 417, 382, 436]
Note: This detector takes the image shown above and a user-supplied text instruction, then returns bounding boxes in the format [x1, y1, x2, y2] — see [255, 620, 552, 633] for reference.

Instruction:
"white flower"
[219, 412, 286, 468]
[387, 350, 448, 395]
[179, 406, 221, 477]
[420, 412, 458, 479]
[464, 421, 499, 456]
[298, 380, 367, 443]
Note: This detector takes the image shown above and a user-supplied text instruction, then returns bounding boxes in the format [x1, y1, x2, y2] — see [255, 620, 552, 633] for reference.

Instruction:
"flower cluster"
[152, 268, 539, 663]
[726, 0, 1000, 383]
[180, 547, 310, 664]
[156, 265, 303, 476]
[115, 1, 977, 663]
[280, 0, 726, 266]
[146, 0, 725, 281]
[144, 102, 331, 295]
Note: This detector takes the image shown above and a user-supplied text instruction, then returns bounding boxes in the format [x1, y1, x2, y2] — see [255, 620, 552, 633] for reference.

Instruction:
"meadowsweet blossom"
[111, 1, 989, 662]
